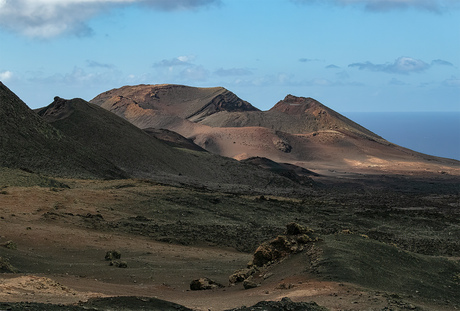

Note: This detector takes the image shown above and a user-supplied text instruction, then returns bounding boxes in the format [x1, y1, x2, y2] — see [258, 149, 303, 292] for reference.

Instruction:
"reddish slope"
[201, 95, 382, 141]
[90, 84, 258, 125]
[37, 96, 301, 191]
[90, 84, 460, 176]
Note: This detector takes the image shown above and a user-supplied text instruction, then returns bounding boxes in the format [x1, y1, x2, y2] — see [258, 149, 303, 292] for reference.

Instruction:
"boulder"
[243, 277, 259, 289]
[286, 222, 313, 235]
[272, 137, 292, 153]
[229, 267, 257, 284]
[190, 277, 224, 290]
[252, 223, 318, 267]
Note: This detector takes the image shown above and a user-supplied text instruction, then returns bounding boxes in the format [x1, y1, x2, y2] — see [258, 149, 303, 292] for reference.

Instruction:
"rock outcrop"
[190, 277, 224, 290]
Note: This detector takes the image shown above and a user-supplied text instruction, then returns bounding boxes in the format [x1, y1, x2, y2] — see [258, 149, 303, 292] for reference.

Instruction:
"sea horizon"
[344, 111, 460, 161]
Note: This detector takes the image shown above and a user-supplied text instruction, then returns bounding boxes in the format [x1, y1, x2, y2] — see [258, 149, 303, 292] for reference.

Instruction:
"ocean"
[343, 112, 460, 161]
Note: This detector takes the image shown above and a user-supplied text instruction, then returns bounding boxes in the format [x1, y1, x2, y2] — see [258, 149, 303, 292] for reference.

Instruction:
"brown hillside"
[90, 84, 460, 176]
[143, 128, 206, 152]
[0, 82, 125, 179]
[200, 95, 383, 141]
[90, 84, 259, 125]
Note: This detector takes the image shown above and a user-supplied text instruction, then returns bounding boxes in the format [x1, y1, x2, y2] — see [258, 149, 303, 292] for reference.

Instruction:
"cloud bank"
[152, 55, 209, 82]
[291, 0, 460, 12]
[214, 68, 253, 77]
[0, 0, 220, 38]
[348, 56, 453, 74]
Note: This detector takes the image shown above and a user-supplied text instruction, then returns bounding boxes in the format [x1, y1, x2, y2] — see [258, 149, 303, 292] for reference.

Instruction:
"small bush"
[0, 257, 18, 273]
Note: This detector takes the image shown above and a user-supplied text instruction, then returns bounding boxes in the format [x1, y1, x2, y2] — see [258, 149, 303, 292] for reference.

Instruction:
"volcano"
[36, 95, 301, 192]
[91, 84, 460, 176]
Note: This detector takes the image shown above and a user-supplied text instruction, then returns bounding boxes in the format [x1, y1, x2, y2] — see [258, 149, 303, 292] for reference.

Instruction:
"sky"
[0, 0, 459, 113]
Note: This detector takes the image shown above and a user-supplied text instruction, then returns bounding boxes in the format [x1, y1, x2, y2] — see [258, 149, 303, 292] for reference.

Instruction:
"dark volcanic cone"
[0, 82, 125, 179]
[38, 96, 189, 178]
[38, 96, 301, 191]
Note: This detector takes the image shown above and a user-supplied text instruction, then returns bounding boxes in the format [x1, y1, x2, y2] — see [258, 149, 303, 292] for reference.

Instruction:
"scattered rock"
[229, 268, 257, 284]
[85, 213, 103, 220]
[228, 297, 328, 311]
[1, 240, 17, 250]
[276, 282, 294, 289]
[0, 256, 18, 273]
[109, 260, 127, 268]
[242, 277, 259, 289]
[286, 222, 313, 235]
[190, 277, 224, 290]
[272, 137, 292, 153]
[105, 250, 121, 261]
[252, 223, 318, 267]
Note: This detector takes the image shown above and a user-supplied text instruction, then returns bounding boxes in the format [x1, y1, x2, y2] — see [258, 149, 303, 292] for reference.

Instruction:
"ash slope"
[90, 84, 258, 126]
[0, 82, 125, 179]
[91, 84, 460, 175]
[37, 96, 302, 192]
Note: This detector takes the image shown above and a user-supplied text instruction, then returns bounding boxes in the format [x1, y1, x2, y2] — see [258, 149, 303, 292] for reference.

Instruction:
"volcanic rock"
[189, 277, 224, 290]
[252, 223, 318, 267]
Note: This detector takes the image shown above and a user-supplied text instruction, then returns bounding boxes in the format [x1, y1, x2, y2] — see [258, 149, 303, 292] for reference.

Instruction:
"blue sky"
[0, 0, 459, 112]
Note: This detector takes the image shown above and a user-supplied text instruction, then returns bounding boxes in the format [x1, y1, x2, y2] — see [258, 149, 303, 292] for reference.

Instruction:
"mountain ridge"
[0, 82, 125, 179]
[37, 95, 303, 191]
[90, 84, 259, 125]
[90, 84, 460, 176]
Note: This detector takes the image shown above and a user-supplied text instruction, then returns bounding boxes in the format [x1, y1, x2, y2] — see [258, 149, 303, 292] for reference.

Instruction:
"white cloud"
[349, 57, 431, 74]
[214, 67, 253, 77]
[153, 55, 196, 68]
[431, 59, 454, 67]
[0, 71, 13, 81]
[151, 55, 210, 82]
[0, 0, 220, 38]
[86, 60, 116, 69]
[298, 58, 321, 62]
[181, 66, 209, 81]
[443, 76, 460, 87]
[292, 0, 460, 12]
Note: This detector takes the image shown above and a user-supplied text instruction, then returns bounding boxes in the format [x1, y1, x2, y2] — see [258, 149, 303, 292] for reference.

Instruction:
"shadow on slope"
[0, 82, 126, 179]
[241, 156, 319, 186]
[143, 128, 206, 151]
[314, 234, 460, 307]
[0, 167, 68, 188]
[37, 97, 304, 193]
